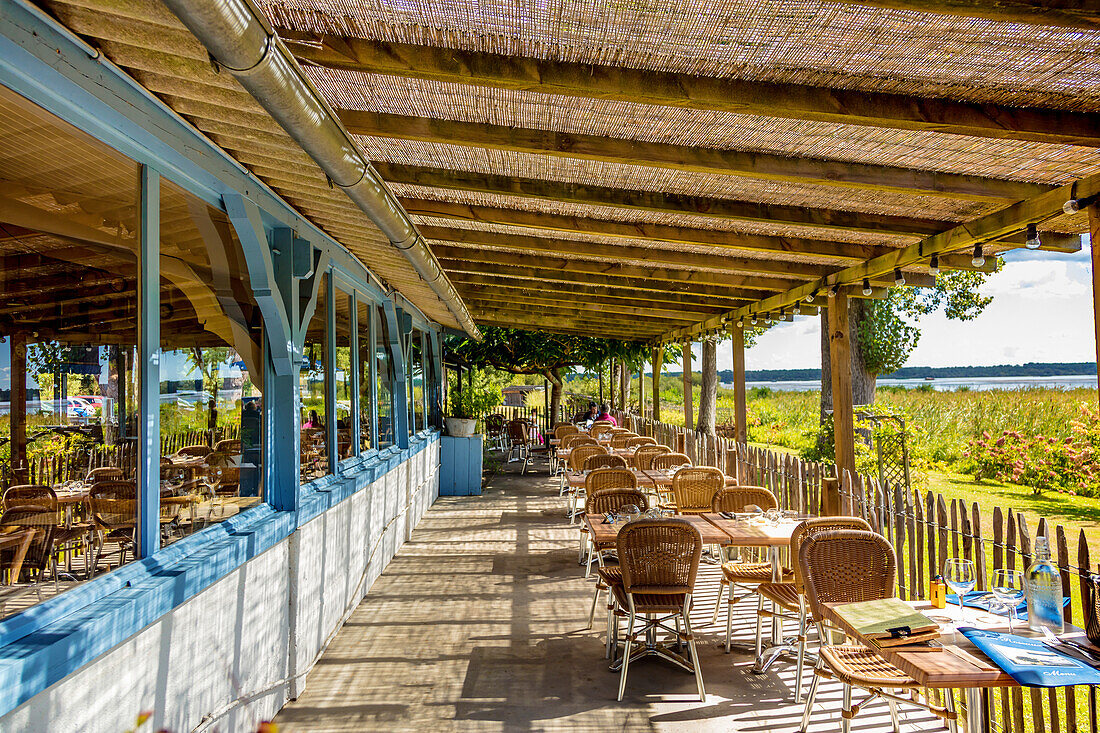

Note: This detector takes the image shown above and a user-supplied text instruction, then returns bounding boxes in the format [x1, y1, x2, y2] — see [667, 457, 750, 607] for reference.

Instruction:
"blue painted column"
[428, 329, 443, 430]
[369, 303, 379, 451]
[348, 290, 360, 458]
[384, 301, 409, 449]
[324, 274, 337, 471]
[136, 165, 160, 558]
[266, 228, 299, 513]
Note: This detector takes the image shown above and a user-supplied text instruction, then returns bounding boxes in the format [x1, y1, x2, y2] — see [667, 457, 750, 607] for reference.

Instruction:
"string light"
[971, 244, 985, 268]
[893, 268, 905, 286]
[828, 283, 839, 298]
[1025, 223, 1042, 250]
[1064, 199, 1081, 215]
[750, 312, 758, 325]
[804, 289, 817, 303]
[736, 316, 744, 328]
[928, 256, 940, 276]
[861, 278, 872, 296]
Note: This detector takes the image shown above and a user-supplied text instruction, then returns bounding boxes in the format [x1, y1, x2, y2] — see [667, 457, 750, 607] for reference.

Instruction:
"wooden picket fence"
[613, 409, 1100, 733]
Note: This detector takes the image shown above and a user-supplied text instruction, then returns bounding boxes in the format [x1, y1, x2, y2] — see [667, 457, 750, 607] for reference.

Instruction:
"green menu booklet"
[833, 598, 941, 647]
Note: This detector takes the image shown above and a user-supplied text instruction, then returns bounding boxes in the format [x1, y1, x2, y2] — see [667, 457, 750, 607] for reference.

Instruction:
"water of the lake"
[722, 375, 1099, 392]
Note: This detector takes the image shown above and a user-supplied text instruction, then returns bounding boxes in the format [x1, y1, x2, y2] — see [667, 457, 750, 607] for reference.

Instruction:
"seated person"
[302, 409, 323, 430]
[572, 401, 598, 425]
[595, 403, 617, 427]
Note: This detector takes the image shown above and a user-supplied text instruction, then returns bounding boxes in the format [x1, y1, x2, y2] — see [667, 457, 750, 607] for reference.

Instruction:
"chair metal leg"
[754, 592, 765, 659]
[944, 688, 959, 733]
[587, 581, 602, 630]
[683, 598, 706, 702]
[725, 587, 734, 653]
[711, 580, 725, 625]
[795, 600, 808, 703]
[617, 612, 635, 701]
[799, 664, 822, 733]
[841, 683, 852, 733]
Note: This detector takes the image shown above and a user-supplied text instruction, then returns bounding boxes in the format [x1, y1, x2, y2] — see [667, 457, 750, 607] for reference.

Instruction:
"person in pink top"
[596, 403, 617, 426]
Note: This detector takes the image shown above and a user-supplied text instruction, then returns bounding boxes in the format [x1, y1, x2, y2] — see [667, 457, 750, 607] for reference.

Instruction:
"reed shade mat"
[830, 598, 940, 647]
[584, 513, 728, 545]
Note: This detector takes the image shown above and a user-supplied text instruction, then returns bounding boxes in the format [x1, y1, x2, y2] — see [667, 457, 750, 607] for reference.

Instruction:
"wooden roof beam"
[341, 111, 1047, 202]
[453, 280, 740, 312]
[286, 36, 1100, 147]
[822, 1, 1100, 30]
[472, 312, 664, 339]
[461, 293, 705, 322]
[662, 170, 1100, 340]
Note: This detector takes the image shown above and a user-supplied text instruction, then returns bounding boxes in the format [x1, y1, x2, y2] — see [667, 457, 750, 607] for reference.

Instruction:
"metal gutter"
[159, 0, 481, 339]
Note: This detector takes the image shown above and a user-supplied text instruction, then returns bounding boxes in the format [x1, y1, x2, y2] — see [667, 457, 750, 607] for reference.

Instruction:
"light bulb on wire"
[972, 244, 985, 268]
[928, 256, 940, 276]
[1025, 223, 1042, 250]
[893, 268, 905, 286]
[861, 278, 872, 296]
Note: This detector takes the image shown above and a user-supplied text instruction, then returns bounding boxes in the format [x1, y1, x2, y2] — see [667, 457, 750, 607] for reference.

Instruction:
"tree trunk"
[696, 339, 717, 437]
[819, 298, 878, 418]
[598, 361, 605, 404]
[546, 367, 563, 426]
[621, 361, 631, 411]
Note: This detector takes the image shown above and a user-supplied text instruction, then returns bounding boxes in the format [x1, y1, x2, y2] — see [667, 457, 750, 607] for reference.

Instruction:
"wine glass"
[991, 569, 1026, 633]
[943, 558, 977, 621]
[621, 504, 641, 523]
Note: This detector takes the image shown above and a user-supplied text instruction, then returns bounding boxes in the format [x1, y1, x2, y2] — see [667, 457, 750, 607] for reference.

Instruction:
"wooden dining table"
[584, 512, 731, 545]
[819, 597, 1059, 733]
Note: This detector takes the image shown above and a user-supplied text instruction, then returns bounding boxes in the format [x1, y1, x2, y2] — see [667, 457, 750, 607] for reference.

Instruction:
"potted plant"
[446, 375, 502, 438]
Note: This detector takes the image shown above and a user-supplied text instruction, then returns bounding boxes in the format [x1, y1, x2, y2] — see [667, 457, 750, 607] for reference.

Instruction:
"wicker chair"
[670, 466, 723, 515]
[583, 453, 628, 471]
[213, 438, 241, 455]
[753, 516, 871, 701]
[552, 424, 580, 473]
[631, 445, 670, 471]
[88, 481, 138, 573]
[563, 434, 598, 449]
[590, 420, 613, 432]
[606, 518, 705, 701]
[566, 445, 608, 522]
[175, 444, 212, 458]
[798, 529, 953, 733]
[4, 485, 91, 582]
[584, 487, 649, 626]
[625, 436, 657, 450]
[609, 433, 639, 449]
[505, 420, 532, 474]
[485, 414, 507, 452]
[0, 504, 56, 597]
[86, 466, 125, 483]
[651, 453, 691, 471]
[585, 467, 637, 494]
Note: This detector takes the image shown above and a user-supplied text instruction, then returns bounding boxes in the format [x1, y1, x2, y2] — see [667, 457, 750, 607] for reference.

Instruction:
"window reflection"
[300, 275, 329, 480]
[158, 181, 264, 540]
[356, 298, 374, 453]
[411, 330, 425, 434]
[334, 288, 353, 462]
[375, 305, 394, 450]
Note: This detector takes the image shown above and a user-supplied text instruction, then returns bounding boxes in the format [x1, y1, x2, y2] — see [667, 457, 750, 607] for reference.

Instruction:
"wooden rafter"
[453, 280, 737, 312]
[340, 111, 1048, 202]
[822, 1, 1100, 30]
[286, 35, 1100, 147]
[461, 293, 703, 322]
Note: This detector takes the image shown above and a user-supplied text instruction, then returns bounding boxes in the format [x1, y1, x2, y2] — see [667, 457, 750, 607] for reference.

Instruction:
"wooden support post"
[829, 293, 857, 476]
[681, 343, 694, 431]
[651, 347, 662, 423]
[608, 359, 615, 411]
[637, 364, 644, 420]
[620, 361, 628, 412]
[731, 327, 747, 445]
[10, 333, 26, 483]
[1091, 205, 1100, 410]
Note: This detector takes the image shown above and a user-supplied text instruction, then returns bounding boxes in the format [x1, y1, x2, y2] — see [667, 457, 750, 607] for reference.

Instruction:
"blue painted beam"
[325, 274, 338, 474]
[137, 165, 160, 558]
[349, 288, 360, 460]
[385, 301, 409, 448]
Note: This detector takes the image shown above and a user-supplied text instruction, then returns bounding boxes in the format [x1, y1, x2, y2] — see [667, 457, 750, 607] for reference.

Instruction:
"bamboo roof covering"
[36, 0, 1100, 341]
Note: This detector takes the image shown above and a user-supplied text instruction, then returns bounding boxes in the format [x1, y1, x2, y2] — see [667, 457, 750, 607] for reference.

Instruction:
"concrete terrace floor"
[274, 457, 946, 732]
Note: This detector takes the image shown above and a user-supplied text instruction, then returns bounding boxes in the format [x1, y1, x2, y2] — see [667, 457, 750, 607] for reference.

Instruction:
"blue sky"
[678, 238, 1096, 372]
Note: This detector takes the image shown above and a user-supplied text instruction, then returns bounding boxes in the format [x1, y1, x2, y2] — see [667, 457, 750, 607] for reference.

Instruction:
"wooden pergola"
[37, 0, 1100, 472]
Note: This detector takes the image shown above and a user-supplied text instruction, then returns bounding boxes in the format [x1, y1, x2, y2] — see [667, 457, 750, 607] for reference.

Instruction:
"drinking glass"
[943, 558, 977, 621]
[991, 569, 1025, 633]
[621, 504, 641, 523]
[764, 508, 781, 527]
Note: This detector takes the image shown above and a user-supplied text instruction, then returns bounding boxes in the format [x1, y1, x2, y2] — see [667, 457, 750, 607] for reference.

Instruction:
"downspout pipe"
[159, 0, 481, 339]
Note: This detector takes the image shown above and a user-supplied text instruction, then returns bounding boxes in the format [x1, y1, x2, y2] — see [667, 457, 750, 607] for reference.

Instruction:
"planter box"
[440, 435, 483, 496]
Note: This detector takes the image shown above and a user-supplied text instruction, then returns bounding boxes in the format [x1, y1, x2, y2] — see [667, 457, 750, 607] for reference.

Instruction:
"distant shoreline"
[654, 362, 1098, 383]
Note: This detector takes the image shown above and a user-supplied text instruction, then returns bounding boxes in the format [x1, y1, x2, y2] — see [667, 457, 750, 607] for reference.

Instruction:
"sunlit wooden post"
[651, 347, 662, 423]
[1091, 204, 1100, 410]
[10, 333, 26, 482]
[731, 325, 747, 445]
[681, 342, 694, 431]
[608, 358, 615, 411]
[829, 293, 856, 476]
[637, 363, 644, 419]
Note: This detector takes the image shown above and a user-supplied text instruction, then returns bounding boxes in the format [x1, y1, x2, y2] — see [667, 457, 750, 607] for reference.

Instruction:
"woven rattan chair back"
[555, 424, 579, 440]
[583, 453, 628, 471]
[711, 486, 777, 514]
[590, 420, 613, 432]
[213, 439, 240, 454]
[585, 487, 649, 515]
[0, 504, 55, 577]
[585, 467, 638, 493]
[671, 466, 724, 514]
[609, 427, 630, 436]
[651, 453, 691, 471]
[87, 466, 126, 483]
[89, 481, 138, 532]
[506, 420, 529, 446]
[563, 434, 597, 450]
[175, 444, 212, 458]
[568, 445, 607, 472]
[486, 414, 506, 437]
[3, 485, 62, 525]
[625, 436, 657, 449]
[609, 433, 639, 449]
[616, 519, 702, 595]
[799, 529, 896, 616]
[205, 451, 233, 468]
[790, 517, 872, 594]
[632, 445, 671, 470]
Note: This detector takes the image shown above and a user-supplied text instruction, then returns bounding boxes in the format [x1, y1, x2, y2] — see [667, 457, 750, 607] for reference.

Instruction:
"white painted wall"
[0, 441, 440, 733]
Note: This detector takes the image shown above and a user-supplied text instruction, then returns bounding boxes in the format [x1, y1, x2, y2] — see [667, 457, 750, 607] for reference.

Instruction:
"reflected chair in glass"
[632, 444, 670, 470]
[4, 485, 91, 581]
[212, 438, 240, 455]
[174, 444, 212, 458]
[88, 481, 137, 573]
[0, 504, 56, 599]
[753, 516, 871, 700]
[608, 518, 705, 702]
[86, 466, 125, 484]
[670, 466, 724, 515]
[585, 486, 649, 631]
[799, 530, 956, 733]
[566, 445, 608, 523]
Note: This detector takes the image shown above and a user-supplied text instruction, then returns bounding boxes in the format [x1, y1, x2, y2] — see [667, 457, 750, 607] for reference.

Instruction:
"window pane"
[158, 180, 265, 539]
[357, 298, 374, 453]
[0, 83, 141, 615]
[334, 288, 353, 462]
[301, 275, 329, 480]
[411, 331, 425, 433]
[375, 306, 394, 450]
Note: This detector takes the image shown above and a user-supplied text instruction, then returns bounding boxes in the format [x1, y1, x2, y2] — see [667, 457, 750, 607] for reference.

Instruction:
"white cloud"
[981, 260, 1091, 299]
